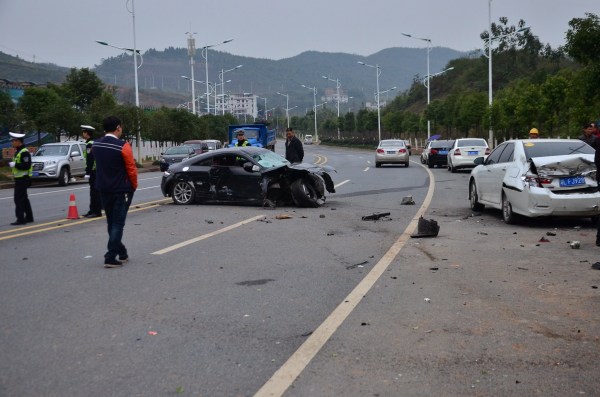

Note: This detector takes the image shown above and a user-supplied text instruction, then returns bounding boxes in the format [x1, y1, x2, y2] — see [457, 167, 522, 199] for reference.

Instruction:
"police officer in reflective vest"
[234, 129, 251, 146]
[81, 125, 102, 217]
[9, 132, 34, 225]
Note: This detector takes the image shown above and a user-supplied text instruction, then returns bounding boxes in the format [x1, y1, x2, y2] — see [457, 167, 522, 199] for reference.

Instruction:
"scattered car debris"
[424, 298, 431, 303]
[275, 214, 293, 220]
[411, 216, 440, 238]
[205, 219, 214, 224]
[401, 196, 415, 205]
[362, 212, 391, 221]
[148, 331, 158, 336]
[546, 231, 557, 236]
[257, 217, 272, 223]
[319, 214, 326, 218]
[429, 267, 439, 271]
[570, 241, 581, 249]
[539, 236, 550, 242]
[236, 279, 275, 286]
[477, 232, 488, 235]
[592, 262, 600, 270]
[327, 232, 335, 236]
[346, 261, 368, 270]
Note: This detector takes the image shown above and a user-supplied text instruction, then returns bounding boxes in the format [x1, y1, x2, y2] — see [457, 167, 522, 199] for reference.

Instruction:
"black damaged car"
[160, 147, 336, 207]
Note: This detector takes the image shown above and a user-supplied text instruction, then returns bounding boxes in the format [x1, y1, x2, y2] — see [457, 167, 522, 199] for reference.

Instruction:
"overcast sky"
[0, 0, 597, 69]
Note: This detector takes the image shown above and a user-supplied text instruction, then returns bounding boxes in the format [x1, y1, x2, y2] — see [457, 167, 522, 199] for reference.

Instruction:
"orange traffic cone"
[67, 193, 80, 219]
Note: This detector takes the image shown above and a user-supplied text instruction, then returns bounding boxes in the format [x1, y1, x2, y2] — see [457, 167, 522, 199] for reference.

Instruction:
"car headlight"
[45, 160, 57, 166]
[160, 158, 166, 163]
[163, 170, 171, 176]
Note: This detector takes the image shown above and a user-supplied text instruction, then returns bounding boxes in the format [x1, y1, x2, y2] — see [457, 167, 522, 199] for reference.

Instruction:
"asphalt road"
[1, 145, 599, 397]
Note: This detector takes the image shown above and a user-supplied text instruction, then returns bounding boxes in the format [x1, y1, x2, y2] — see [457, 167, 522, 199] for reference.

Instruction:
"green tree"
[0, 91, 16, 131]
[18, 87, 78, 141]
[62, 68, 105, 112]
[565, 13, 600, 65]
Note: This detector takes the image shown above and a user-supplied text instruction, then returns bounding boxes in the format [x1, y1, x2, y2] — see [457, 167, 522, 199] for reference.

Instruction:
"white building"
[323, 88, 350, 103]
[216, 93, 257, 120]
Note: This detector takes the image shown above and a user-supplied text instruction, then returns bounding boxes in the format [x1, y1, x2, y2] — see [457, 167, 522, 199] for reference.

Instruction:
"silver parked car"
[31, 141, 87, 186]
[375, 139, 410, 168]
[468, 139, 600, 224]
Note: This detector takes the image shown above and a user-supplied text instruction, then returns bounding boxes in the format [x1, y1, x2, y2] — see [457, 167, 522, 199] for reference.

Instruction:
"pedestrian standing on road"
[81, 125, 102, 218]
[93, 116, 138, 268]
[285, 127, 304, 164]
[234, 129, 252, 147]
[529, 128, 540, 139]
[8, 132, 34, 225]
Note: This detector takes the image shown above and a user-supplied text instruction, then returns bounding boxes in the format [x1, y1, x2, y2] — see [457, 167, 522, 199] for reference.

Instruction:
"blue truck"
[227, 123, 276, 151]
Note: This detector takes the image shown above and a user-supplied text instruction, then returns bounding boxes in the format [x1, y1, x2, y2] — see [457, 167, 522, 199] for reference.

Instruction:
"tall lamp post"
[200, 39, 233, 114]
[357, 61, 382, 142]
[185, 31, 197, 115]
[180, 76, 214, 113]
[218, 65, 243, 115]
[96, 37, 142, 162]
[402, 32, 432, 139]
[276, 92, 290, 128]
[257, 96, 268, 120]
[322, 75, 342, 139]
[301, 84, 318, 143]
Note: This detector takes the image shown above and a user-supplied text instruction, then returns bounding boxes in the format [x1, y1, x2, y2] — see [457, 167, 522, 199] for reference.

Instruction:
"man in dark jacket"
[82, 125, 102, 218]
[93, 116, 138, 268]
[285, 127, 304, 164]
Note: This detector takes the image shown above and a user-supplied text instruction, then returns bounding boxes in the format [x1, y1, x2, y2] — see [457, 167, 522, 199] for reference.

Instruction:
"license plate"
[386, 151, 395, 154]
[32, 171, 39, 177]
[438, 150, 448, 155]
[468, 151, 478, 155]
[559, 176, 585, 187]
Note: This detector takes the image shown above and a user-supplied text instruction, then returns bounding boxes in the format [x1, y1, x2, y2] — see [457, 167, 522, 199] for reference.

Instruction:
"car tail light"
[376, 148, 384, 153]
[485, 148, 491, 155]
[399, 148, 406, 153]
[454, 148, 461, 155]
[430, 149, 438, 155]
[525, 175, 553, 187]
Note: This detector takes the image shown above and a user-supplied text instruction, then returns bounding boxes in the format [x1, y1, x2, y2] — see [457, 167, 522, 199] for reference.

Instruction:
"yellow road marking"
[152, 215, 265, 255]
[253, 164, 435, 397]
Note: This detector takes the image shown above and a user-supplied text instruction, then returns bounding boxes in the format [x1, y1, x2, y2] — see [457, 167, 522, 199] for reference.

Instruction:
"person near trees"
[82, 125, 102, 218]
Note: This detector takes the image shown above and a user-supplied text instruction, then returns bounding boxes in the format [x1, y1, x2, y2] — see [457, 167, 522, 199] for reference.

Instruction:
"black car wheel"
[171, 181, 195, 205]
[469, 180, 484, 211]
[290, 178, 320, 208]
[58, 167, 70, 186]
[502, 192, 517, 224]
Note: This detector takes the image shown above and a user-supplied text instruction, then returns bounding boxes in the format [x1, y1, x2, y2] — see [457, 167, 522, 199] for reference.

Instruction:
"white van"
[304, 135, 313, 145]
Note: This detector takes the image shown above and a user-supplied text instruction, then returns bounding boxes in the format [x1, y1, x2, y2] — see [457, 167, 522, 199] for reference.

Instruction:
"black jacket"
[285, 136, 304, 163]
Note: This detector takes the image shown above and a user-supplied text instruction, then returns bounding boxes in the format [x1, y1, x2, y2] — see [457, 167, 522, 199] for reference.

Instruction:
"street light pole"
[402, 32, 432, 139]
[186, 31, 196, 116]
[218, 65, 243, 115]
[322, 75, 341, 139]
[357, 61, 382, 142]
[276, 92, 290, 128]
[302, 84, 318, 143]
[257, 96, 268, 120]
[200, 39, 233, 115]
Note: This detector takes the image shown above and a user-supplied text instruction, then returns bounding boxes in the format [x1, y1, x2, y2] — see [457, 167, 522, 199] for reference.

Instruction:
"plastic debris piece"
[275, 214, 293, 220]
[424, 298, 431, 303]
[148, 331, 158, 336]
[570, 241, 581, 249]
[362, 212, 391, 221]
[401, 196, 415, 205]
[546, 231, 557, 236]
[539, 237, 550, 242]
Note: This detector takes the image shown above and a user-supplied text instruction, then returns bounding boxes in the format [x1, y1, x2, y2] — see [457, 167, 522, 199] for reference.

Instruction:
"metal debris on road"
[424, 298, 431, 303]
[539, 236, 550, 242]
[546, 231, 557, 236]
[570, 241, 581, 249]
[361, 212, 391, 221]
[401, 196, 415, 205]
[275, 214, 293, 219]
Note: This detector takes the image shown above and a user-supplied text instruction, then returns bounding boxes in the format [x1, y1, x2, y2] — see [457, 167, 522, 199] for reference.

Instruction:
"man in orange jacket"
[92, 116, 138, 268]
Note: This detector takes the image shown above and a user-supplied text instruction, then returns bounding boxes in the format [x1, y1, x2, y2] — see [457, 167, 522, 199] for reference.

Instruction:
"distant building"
[0, 79, 39, 104]
[217, 93, 257, 120]
[323, 88, 349, 103]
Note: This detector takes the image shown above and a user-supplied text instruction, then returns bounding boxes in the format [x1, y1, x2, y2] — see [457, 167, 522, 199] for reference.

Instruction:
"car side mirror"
[474, 157, 485, 165]
[243, 162, 259, 172]
[71, 151, 80, 157]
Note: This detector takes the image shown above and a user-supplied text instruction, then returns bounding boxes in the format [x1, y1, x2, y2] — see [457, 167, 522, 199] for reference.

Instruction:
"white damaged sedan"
[468, 139, 600, 224]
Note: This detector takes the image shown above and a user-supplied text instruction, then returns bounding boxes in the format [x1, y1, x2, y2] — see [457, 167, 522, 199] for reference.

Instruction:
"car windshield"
[205, 142, 217, 150]
[523, 141, 595, 158]
[165, 146, 191, 155]
[431, 140, 454, 148]
[238, 129, 259, 139]
[380, 140, 404, 147]
[34, 145, 69, 156]
[250, 150, 290, 168]
[457, 139, 487, 147]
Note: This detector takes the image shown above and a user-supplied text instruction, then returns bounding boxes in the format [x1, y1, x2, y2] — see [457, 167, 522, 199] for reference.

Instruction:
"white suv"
[31, 141, 87, 186]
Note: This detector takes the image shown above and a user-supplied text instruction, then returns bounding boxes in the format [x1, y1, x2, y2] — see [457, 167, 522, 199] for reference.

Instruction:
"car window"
[457, 139, 488, 147]
[523, 141, 595, 158]
[35, 145, 69, 156]
[79, 144, 86, 154]
[250, 150, 289, 168]
[380, 140, 404, 147]
[192, 157, 214, 166]
[431, 140, 454, 149]
[165, 146, 192, 155]
[485, 144, 506, 165]
[498, 142, 515, 163]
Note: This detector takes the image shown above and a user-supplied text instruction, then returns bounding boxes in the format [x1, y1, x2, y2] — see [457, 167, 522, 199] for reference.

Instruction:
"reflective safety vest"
[235, 140, 251, 147]
[84, 139, 96, 171]
[12, 146, 32, 178]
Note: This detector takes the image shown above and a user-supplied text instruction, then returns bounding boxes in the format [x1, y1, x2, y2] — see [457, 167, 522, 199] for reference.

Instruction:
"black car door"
[210, 153, 263, 202]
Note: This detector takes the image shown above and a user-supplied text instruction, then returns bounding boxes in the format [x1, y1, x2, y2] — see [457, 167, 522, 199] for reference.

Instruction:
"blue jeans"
[100, 191, 133, 261]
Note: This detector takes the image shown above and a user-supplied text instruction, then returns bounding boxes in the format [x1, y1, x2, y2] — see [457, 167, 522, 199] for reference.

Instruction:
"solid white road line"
[334, 179, 350, 189]
[151, 214, 265, 255]
[253, 164, 435, 397]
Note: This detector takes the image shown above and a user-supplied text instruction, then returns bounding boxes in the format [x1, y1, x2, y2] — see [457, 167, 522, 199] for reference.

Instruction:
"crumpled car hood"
[531, 154, 596, 177]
